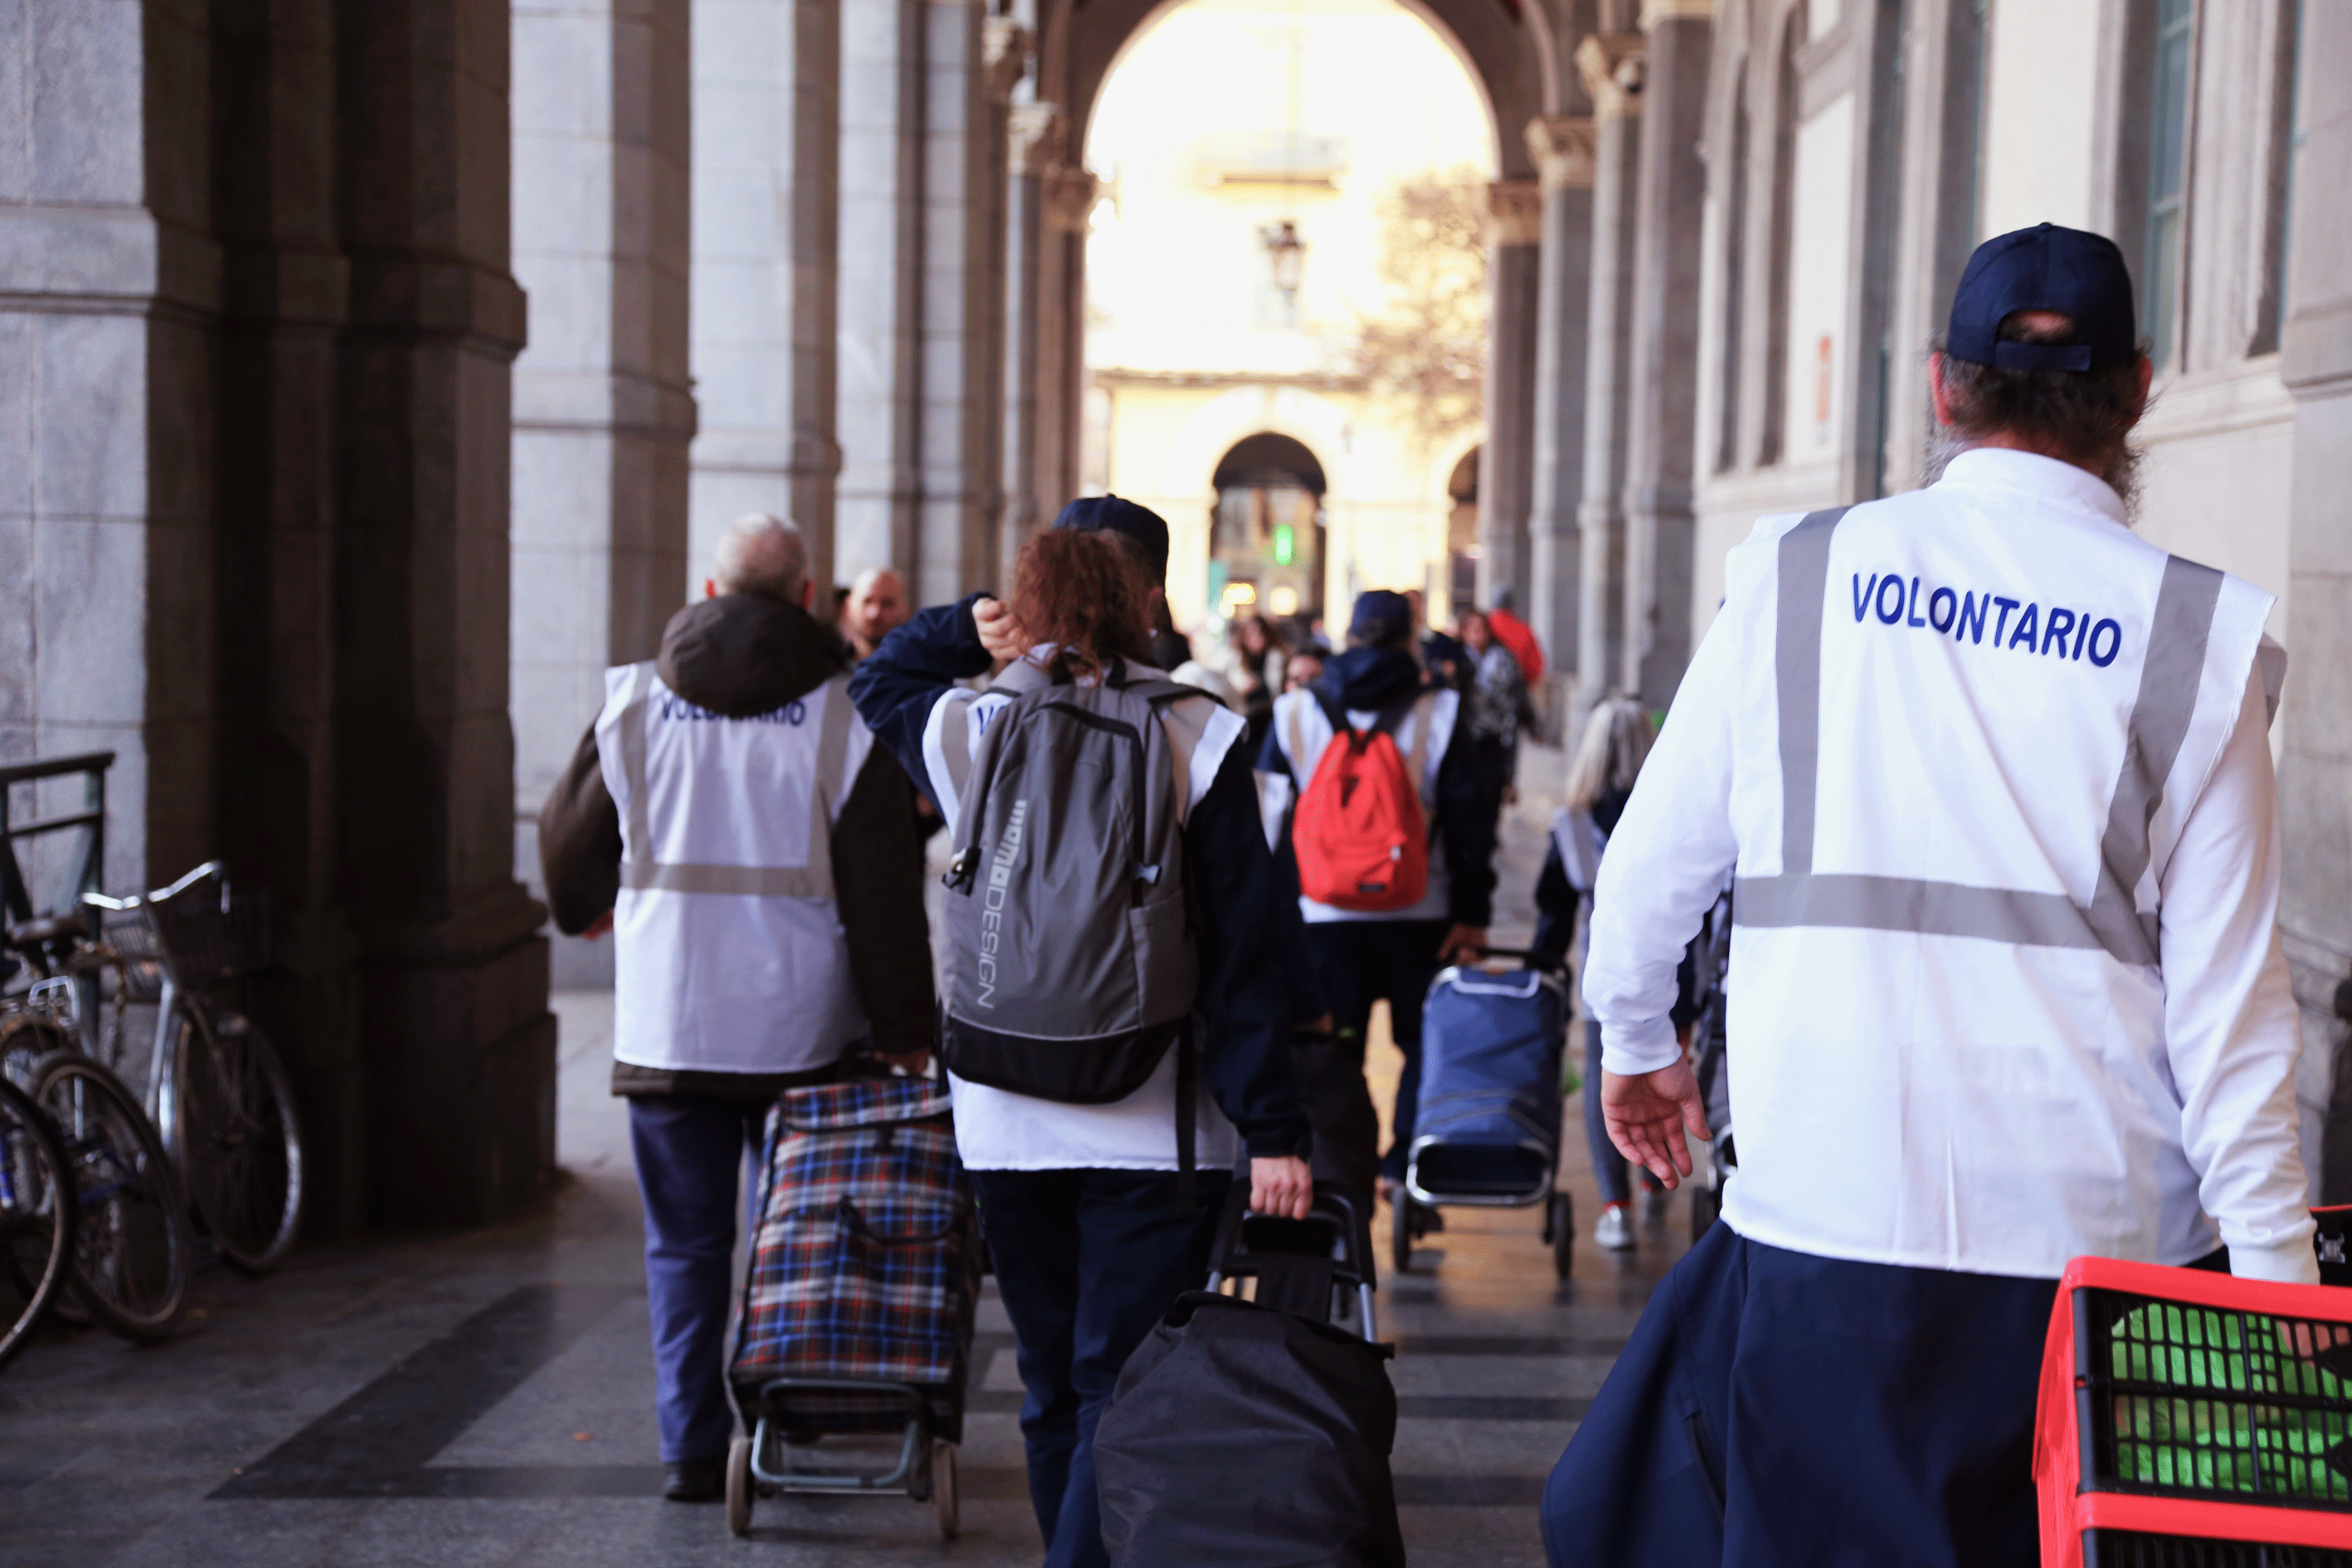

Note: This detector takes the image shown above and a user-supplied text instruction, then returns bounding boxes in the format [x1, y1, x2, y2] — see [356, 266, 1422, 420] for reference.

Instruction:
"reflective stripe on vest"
[1733, 506, 2222, 967]
[614, 664, 856, 899]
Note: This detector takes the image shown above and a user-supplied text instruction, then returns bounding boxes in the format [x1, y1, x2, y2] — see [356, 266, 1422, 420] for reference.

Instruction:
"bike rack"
[0, 752, 113, 929]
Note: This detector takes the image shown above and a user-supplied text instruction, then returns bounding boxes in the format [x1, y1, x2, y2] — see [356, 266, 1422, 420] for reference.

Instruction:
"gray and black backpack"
[942, 655, 1205, 1161]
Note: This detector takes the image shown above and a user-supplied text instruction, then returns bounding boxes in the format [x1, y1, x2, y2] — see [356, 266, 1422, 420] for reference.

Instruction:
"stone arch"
[1041, 0, 1541, 183]
[1142, 386, 1357, 631]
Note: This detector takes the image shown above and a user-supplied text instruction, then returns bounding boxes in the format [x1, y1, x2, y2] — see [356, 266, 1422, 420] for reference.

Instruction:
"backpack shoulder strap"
[1403, 689, 1435, 792]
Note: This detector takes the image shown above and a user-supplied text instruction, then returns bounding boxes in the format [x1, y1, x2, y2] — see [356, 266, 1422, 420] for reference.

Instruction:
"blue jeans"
[1585, 1017, 1630, 1207]
[973, 1167, 1231, 1568]
[1304, 918, 1447, 1181]
[630, 1096, 767, 1464]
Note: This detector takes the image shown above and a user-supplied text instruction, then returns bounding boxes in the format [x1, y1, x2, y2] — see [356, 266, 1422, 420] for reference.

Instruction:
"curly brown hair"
[1009, 527, 1154, 681]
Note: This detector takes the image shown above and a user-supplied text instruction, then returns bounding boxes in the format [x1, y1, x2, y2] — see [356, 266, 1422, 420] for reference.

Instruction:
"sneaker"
[1595, 1202, 1634, 1252]
[664, 1458, 724, 1502]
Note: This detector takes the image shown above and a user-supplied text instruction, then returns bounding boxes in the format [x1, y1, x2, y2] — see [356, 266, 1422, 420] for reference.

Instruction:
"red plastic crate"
[2037, 1257, 2352, 1567]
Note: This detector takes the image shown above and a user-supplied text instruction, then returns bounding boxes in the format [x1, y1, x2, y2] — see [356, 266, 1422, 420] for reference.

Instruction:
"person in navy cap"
[1258, 587, 1500, 1247]
[1540, 223, 2312, 1564]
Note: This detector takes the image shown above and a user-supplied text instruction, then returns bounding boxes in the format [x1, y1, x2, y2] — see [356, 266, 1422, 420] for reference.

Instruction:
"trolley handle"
[1472, 945, 1566, 974]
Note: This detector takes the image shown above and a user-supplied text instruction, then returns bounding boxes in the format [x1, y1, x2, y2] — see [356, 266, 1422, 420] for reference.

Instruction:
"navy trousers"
[972, 1167, 1231, 1568]
[1305, 918, 1447, 1181]
[1542, 1222, 2059, 1567]
[630, 1096, 767, 1464]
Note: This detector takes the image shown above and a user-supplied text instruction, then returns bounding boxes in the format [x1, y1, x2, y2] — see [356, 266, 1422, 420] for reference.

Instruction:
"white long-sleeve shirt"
[1583, 448, 2315, 1283]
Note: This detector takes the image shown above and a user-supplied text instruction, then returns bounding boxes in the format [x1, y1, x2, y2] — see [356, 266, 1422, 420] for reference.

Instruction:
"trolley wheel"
[1548, 1191, 1575, 1279]
[933, 1439, 959, 1540]
[725, 1435, 752, 1538]
[1390, 1195, 1415, 1276]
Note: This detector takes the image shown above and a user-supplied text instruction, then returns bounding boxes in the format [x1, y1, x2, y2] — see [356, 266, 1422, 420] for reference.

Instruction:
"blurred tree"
[1337, 167, 1489, 451]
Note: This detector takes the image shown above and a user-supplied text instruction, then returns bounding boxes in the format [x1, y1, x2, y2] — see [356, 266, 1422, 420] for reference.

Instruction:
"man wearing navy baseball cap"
[1542, 224, 2310, 1565]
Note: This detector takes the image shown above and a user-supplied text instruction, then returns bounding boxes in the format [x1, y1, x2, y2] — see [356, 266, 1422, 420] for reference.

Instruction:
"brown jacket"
[538, 591, 937, 1098]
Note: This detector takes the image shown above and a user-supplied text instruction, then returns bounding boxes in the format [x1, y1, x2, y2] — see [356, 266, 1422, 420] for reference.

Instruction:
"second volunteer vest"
[594, 664, 869, 1075]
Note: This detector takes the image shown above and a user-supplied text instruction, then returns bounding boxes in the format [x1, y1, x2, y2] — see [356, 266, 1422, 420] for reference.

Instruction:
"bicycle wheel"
[0, 1075, 74, 1373]
[28, 1053, 192, 1341]
[174, 1006, 302, 1273]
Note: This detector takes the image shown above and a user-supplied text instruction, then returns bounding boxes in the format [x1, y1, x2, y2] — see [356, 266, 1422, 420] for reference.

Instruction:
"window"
[1717, 73, 1749, 475]
[2257, 0, 2304, 353]
[2143, 0, 2194, 368]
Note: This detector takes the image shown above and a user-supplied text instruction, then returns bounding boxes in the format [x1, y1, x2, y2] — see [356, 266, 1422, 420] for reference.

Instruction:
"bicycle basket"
[95, 907, 168, 1002]
[104, 875, 273, 991]
[2038, 1257, 2352, 1568]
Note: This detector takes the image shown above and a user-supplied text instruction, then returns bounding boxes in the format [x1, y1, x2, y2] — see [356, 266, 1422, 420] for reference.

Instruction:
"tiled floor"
[0, 768, 1695, 1566]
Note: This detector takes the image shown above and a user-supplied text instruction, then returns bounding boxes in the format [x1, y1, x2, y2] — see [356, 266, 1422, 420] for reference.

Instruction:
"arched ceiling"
[1040, 0, 1551, 183]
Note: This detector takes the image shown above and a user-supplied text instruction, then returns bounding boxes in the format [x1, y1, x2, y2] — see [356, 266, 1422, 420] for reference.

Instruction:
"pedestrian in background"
[1531, 695, 1657, 1254]
[850, 499, 1312, 1568]
[1458, 608, 1535, 810]
[538, 513, 935, 1503]
[837, 566, 910, 660]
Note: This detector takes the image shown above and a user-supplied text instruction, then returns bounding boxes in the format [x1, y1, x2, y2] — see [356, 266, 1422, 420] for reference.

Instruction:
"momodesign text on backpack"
[1093, 1291, 1405, 1568]
[938, 659, 1201, 1103]
[1291, 695, 1432, 912]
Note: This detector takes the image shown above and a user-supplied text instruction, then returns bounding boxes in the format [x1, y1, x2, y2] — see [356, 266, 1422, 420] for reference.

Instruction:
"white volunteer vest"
[1712, 476, 2277, 1275]
[595, 664, 873, 1075]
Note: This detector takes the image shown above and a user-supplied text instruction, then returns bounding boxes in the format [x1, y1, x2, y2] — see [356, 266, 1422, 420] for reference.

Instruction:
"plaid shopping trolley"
[2036, 1255, 2352, 1566]
[724, 1070, 982, 1539]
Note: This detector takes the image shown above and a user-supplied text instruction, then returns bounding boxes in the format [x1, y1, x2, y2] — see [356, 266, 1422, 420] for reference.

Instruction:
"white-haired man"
[538, 512, 936, 1502]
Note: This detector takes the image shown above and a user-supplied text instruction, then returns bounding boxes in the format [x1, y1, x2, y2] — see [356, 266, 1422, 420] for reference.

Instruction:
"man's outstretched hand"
[1602, 1059, 1712, 1191]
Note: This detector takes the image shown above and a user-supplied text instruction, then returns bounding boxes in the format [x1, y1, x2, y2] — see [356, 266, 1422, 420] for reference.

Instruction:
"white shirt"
[1264, 685, 1460, 923]
[1583, 448, 2315, 1283]
[918, 654, 1250, 1171]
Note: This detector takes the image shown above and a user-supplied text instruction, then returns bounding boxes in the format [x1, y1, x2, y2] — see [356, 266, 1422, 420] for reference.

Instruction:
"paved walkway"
[0, 771, 1693, 1567]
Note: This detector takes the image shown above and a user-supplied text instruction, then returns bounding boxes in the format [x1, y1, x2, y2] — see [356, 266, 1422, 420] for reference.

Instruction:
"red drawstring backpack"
[1486, 606, 1544, 684]
[1290, 695, 1432, 912]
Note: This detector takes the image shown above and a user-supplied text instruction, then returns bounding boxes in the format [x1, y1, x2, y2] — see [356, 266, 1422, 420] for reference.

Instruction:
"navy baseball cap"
[1053, 494, 1169, 586]
[1946, 223, 2140, 372]
[1348, 591, 1414, 648]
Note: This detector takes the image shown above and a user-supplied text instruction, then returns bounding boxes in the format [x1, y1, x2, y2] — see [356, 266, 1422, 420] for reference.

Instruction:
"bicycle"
[75, 864, 304, 1275]
[2, 938, 194, 1341]
[0, 1071, 75, 1373]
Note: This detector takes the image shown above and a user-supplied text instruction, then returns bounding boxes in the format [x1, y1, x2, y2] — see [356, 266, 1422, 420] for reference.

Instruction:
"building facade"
[6, 0, 2350, 1227]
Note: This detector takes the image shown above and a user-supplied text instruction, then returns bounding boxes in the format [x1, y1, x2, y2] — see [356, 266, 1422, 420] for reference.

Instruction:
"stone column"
[691, 0, 842, 596]
[1619, 0, 1712, 709]
[1000, 100, 1064, 584]
[337, 0, 553, 1227]
[1037, 164, 1098, 523]
[836, 0, 928, 579]
[0, 0, 219, 890]
[1572, 32, 1646, 723]
[1476, 182, 1541, 616]
[896, 8, 1020, 606]
[207, 0, 368, 1231]
[2278, 5, 2352, 1200]
[511, 0, 695, 988]
[1523, 114, 1598, 734]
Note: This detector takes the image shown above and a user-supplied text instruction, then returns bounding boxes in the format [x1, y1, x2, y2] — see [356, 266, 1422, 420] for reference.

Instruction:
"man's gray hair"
[713, 513, 810, 603]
